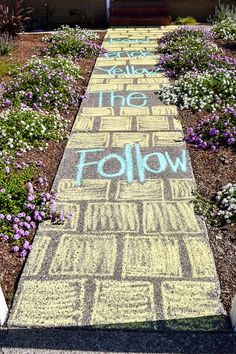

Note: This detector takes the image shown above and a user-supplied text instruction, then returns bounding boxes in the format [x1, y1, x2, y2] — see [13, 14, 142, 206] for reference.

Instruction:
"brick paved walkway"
[8, 27, 228, 331]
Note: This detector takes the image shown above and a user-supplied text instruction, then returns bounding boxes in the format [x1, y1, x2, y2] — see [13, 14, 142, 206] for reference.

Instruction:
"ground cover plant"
[1, 55, 82, 111]
[159, 27, 221, 77]
[158, 26, 236, 111]
[185, 108, 236, 151]
[43, 25, 102, 58]
[159, 69, 236, 111]
[0, 106, 68, 157]
[0, 27, 104, 305]
[212, 19, 236, 41]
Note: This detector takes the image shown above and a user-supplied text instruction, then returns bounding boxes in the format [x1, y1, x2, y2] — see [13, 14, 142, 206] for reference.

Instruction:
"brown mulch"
[215, 39, 236, 59]
[0, 31, 105, 307]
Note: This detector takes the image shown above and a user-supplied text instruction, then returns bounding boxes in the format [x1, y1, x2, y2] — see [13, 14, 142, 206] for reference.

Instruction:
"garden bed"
[180, 39, 236, 314]
[157, 23, 236, 314]
[0, 30, 105, 307]
[179, 108, 236, 314]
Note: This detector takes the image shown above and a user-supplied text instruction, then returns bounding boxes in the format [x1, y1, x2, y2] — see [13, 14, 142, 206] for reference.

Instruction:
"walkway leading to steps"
[8, 27, 228, 331]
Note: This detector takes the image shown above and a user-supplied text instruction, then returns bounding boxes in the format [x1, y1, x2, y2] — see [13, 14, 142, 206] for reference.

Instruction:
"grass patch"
[0, 62, 18, 77]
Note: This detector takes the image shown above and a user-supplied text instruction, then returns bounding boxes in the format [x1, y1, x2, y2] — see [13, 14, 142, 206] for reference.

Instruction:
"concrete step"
[109, 15, 171, 26]
[110, 7, 169, 16]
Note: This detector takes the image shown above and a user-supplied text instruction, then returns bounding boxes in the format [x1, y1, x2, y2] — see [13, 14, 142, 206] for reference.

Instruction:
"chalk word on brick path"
[98, 92, 147, 107]
[104, 51, 152, 58]
[96, 65, 162, 76]
[76, 144, 187, 186]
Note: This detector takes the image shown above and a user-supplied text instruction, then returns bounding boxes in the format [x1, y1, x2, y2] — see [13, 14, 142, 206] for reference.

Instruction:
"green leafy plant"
[192, 192, 213, 218]
[212, 19, 236, 41]
[175, 16, 197, 25]
[0, 32, 14, 55]
[0, 160, 35, 217]
[0, 159, 69, 256]
[0, 106, 68, 157]
[43, 25, 102, 58]
[2, 55, 82, 111]
[208, 2, 236, 24]
[0, 0, 33, 36]
[0, 62, 17, 76]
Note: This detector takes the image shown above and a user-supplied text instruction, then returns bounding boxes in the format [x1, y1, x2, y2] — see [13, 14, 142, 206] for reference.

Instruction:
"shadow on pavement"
[0, 315, 236, 353]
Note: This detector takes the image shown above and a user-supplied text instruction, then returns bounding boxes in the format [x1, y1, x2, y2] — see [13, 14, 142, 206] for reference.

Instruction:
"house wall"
[22, 0, 108, 28]
[17, 0, 236, 28]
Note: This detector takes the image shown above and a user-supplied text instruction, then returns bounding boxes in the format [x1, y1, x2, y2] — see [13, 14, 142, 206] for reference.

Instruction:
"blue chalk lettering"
[124, 144, 134, 184]
[165, 149, 187, 173]
[97, 154, 126, 178]
[76, 148, 105, 186]
[135, 143, 145, 183]
[127, 92, 147, 107]
[143, 152, 167, 173]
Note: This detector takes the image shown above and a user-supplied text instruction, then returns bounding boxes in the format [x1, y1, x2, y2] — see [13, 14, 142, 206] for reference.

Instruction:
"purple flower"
[23, 241, 30, 250]
[14, 234, 21, 240]
[0, 214, 4, 220]
[12, 246, 19, 253]
[227, 137, 234, 145]
[20, 249, 27, 257]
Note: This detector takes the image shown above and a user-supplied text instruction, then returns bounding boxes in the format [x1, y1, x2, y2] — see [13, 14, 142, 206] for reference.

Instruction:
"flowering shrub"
[159, 44, 221, 78]
[0, 159, 69, 256]
[0, 106, 68, 157]
[2, 55, 81, 111]
[185, 108, 236, 151]
[43, 25, 102, 58]
[216, 183, 236, 224]
[212, 20, 236, 41]
[159, 27, 212, 54]
[158, 26, 234, 77]
[208, 3, 236, 24]
[158, 69, 236, 111]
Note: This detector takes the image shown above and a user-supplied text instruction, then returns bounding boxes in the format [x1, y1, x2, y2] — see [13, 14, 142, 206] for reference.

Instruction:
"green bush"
[43, 25, 102, 58]
[2, 55, 81, 111]
[0, 33, 14, 55]
[0, 106, 68, 157]
[212, 19, 236, 41]
[208, 2, 236, 24]
[174, 17, 197, 25]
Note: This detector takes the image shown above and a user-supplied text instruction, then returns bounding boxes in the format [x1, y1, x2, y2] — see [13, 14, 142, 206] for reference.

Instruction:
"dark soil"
[0, 31, 105, 306]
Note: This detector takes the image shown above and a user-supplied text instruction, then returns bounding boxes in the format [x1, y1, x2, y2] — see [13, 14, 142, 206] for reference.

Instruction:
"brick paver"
[8, 27, 228, 331]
